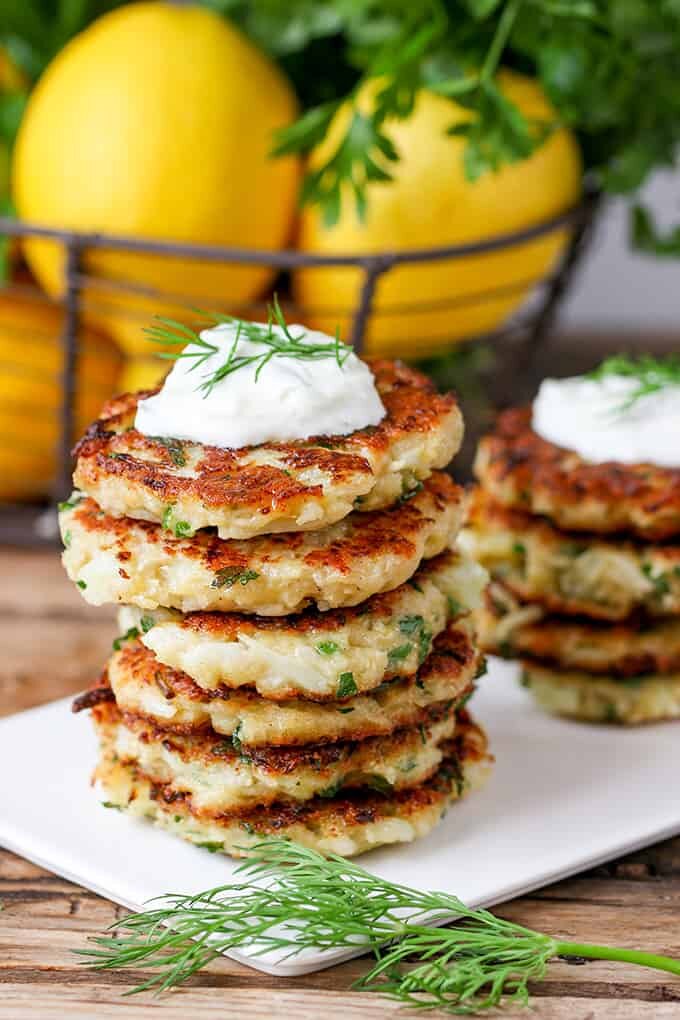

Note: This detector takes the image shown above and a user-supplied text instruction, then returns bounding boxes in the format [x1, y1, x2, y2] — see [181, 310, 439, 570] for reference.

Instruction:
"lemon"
[0, 287, 121, 500]
[117, 356, 167, 394]
[295, 70, 582, 358]
[12, 2, 299, 356]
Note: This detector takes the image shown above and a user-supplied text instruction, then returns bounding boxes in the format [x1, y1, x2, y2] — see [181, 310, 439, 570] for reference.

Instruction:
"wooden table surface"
[2, 547, 680, 1019]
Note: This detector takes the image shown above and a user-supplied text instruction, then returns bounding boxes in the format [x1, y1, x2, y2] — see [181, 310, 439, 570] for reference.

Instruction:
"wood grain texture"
[1, 548, 680, 1018]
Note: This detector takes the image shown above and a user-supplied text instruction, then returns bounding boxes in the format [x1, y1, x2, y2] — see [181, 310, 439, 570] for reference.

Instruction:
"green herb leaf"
[74, 837, 680, 1006]
[363, 774, 394, 795]
[58, 493, 83, 513]
[387, 643, 413, 668]
[148, 436, 187, 467]
[418, 627, 432, 665]
[336, 672, 358, 698]
[398, 614, 424, 636]
[475, 656, 489, 680]
[231, 724, 244, 754]
[161, 505, 175, 531]
[642, 563, 670, 599]
[146, 299, 350, 395]
[112, 627, 140, 652]
[590, 354, 680, 413]
[316, 640, 340, 656]
[211, 567, 260, 590]
[318, 779, 344, 798]
[397, 479, 424, 505]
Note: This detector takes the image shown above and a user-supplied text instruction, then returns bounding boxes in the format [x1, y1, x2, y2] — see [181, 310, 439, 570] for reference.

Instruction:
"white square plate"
[2, 658, 679, 976]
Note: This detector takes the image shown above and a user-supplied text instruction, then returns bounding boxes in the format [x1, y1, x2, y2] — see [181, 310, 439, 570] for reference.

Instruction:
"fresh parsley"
[148, 436, 186, 467]
[336, 672, 358, 698]
[57, 493, 83, 513]
[387, 643, 413, 668]
[211, 567, 260, 590]
[112, 627, 140, 652]
[316, 640, 340, 656]
[173, 520, 195, 539]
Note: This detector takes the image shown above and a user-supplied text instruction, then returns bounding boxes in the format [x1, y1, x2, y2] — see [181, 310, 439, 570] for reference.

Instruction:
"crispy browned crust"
[68, 472, 462, 578]
[475, 407, 680, 540]
[468, 490, 680, 621]
[481, 584, 680, 677]
[92, 697, 452, 779]
[142, 546, 457, 644]
[75, 621, 477, 740]
[101, 712, 489, 832]
[130, 616, 477, 693]
[71, 680, 115, 713]
[73, 360, 460, 525]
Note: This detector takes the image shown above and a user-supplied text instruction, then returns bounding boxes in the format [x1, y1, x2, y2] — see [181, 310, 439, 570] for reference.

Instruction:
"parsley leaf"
[112, 627, 140, 651]
[337, 672, 358, 698]
[316, 640, 340, 655]
[211, 567, 260, 589]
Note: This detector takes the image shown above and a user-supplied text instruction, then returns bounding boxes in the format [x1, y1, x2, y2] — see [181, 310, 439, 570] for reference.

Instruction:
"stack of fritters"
[63, 359, 492, 857]
[467, 407, 680, 724]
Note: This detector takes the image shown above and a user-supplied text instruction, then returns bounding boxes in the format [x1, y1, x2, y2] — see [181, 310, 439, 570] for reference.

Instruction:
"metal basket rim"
[0, 193, 594, 269]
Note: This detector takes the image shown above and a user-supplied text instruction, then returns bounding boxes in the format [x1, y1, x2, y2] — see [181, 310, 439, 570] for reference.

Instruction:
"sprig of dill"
[75, 838, 680, 1011]
[589, 354, 680, 412]
[145, 297, 350, 397]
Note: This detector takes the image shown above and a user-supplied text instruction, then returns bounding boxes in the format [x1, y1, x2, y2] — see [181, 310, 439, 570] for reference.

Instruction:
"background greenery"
[2, 0, 680, 244]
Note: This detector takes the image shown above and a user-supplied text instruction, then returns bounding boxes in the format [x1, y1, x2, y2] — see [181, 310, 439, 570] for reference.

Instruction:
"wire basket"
[0, 184, 600, 546]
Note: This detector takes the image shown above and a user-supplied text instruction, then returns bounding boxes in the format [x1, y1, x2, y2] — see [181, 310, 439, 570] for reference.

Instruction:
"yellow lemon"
[0, 287, 121, 500]
[117, 356, 167, 394]
[12, 2, 299, 356]
[295, 70, 582, 358]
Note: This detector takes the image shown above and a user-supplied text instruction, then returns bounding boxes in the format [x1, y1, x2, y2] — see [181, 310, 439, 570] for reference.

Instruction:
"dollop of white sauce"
[135, 321, 386, 449]
[532, 373, 680, 467]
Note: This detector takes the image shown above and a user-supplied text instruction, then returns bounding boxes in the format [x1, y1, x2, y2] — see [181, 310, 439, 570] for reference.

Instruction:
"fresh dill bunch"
[589, 353, 680, 412]
[144, 296, 350, 396]
[75, 838, 680, 1010]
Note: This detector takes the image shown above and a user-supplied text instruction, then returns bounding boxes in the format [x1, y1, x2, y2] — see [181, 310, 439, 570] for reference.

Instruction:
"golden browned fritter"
[72, 361, 463, 540]
[77, 622, 478, 746]
[60, 472, 466, 614]
[479, 582, 680, 677]
[475, 407, 680, 540]
[465, 491, 680, 622]
[114, 549, 486, 700]
[91, 699, 457, 814]
[93, 712, 492, 857]
[520, 661, 680, 725]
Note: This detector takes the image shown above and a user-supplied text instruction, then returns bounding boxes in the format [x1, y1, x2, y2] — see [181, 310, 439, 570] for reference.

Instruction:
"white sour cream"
[532, 373, 680, 467]
[135, 321, 386, 449]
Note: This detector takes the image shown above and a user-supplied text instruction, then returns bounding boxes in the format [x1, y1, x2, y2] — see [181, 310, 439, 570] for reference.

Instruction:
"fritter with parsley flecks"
[76, 621, 478, 747]
[60, 472, 466, 615]
[73, 360, 463, 541]
[114, 549, 486, 700]
[93, 712, 491, 858]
